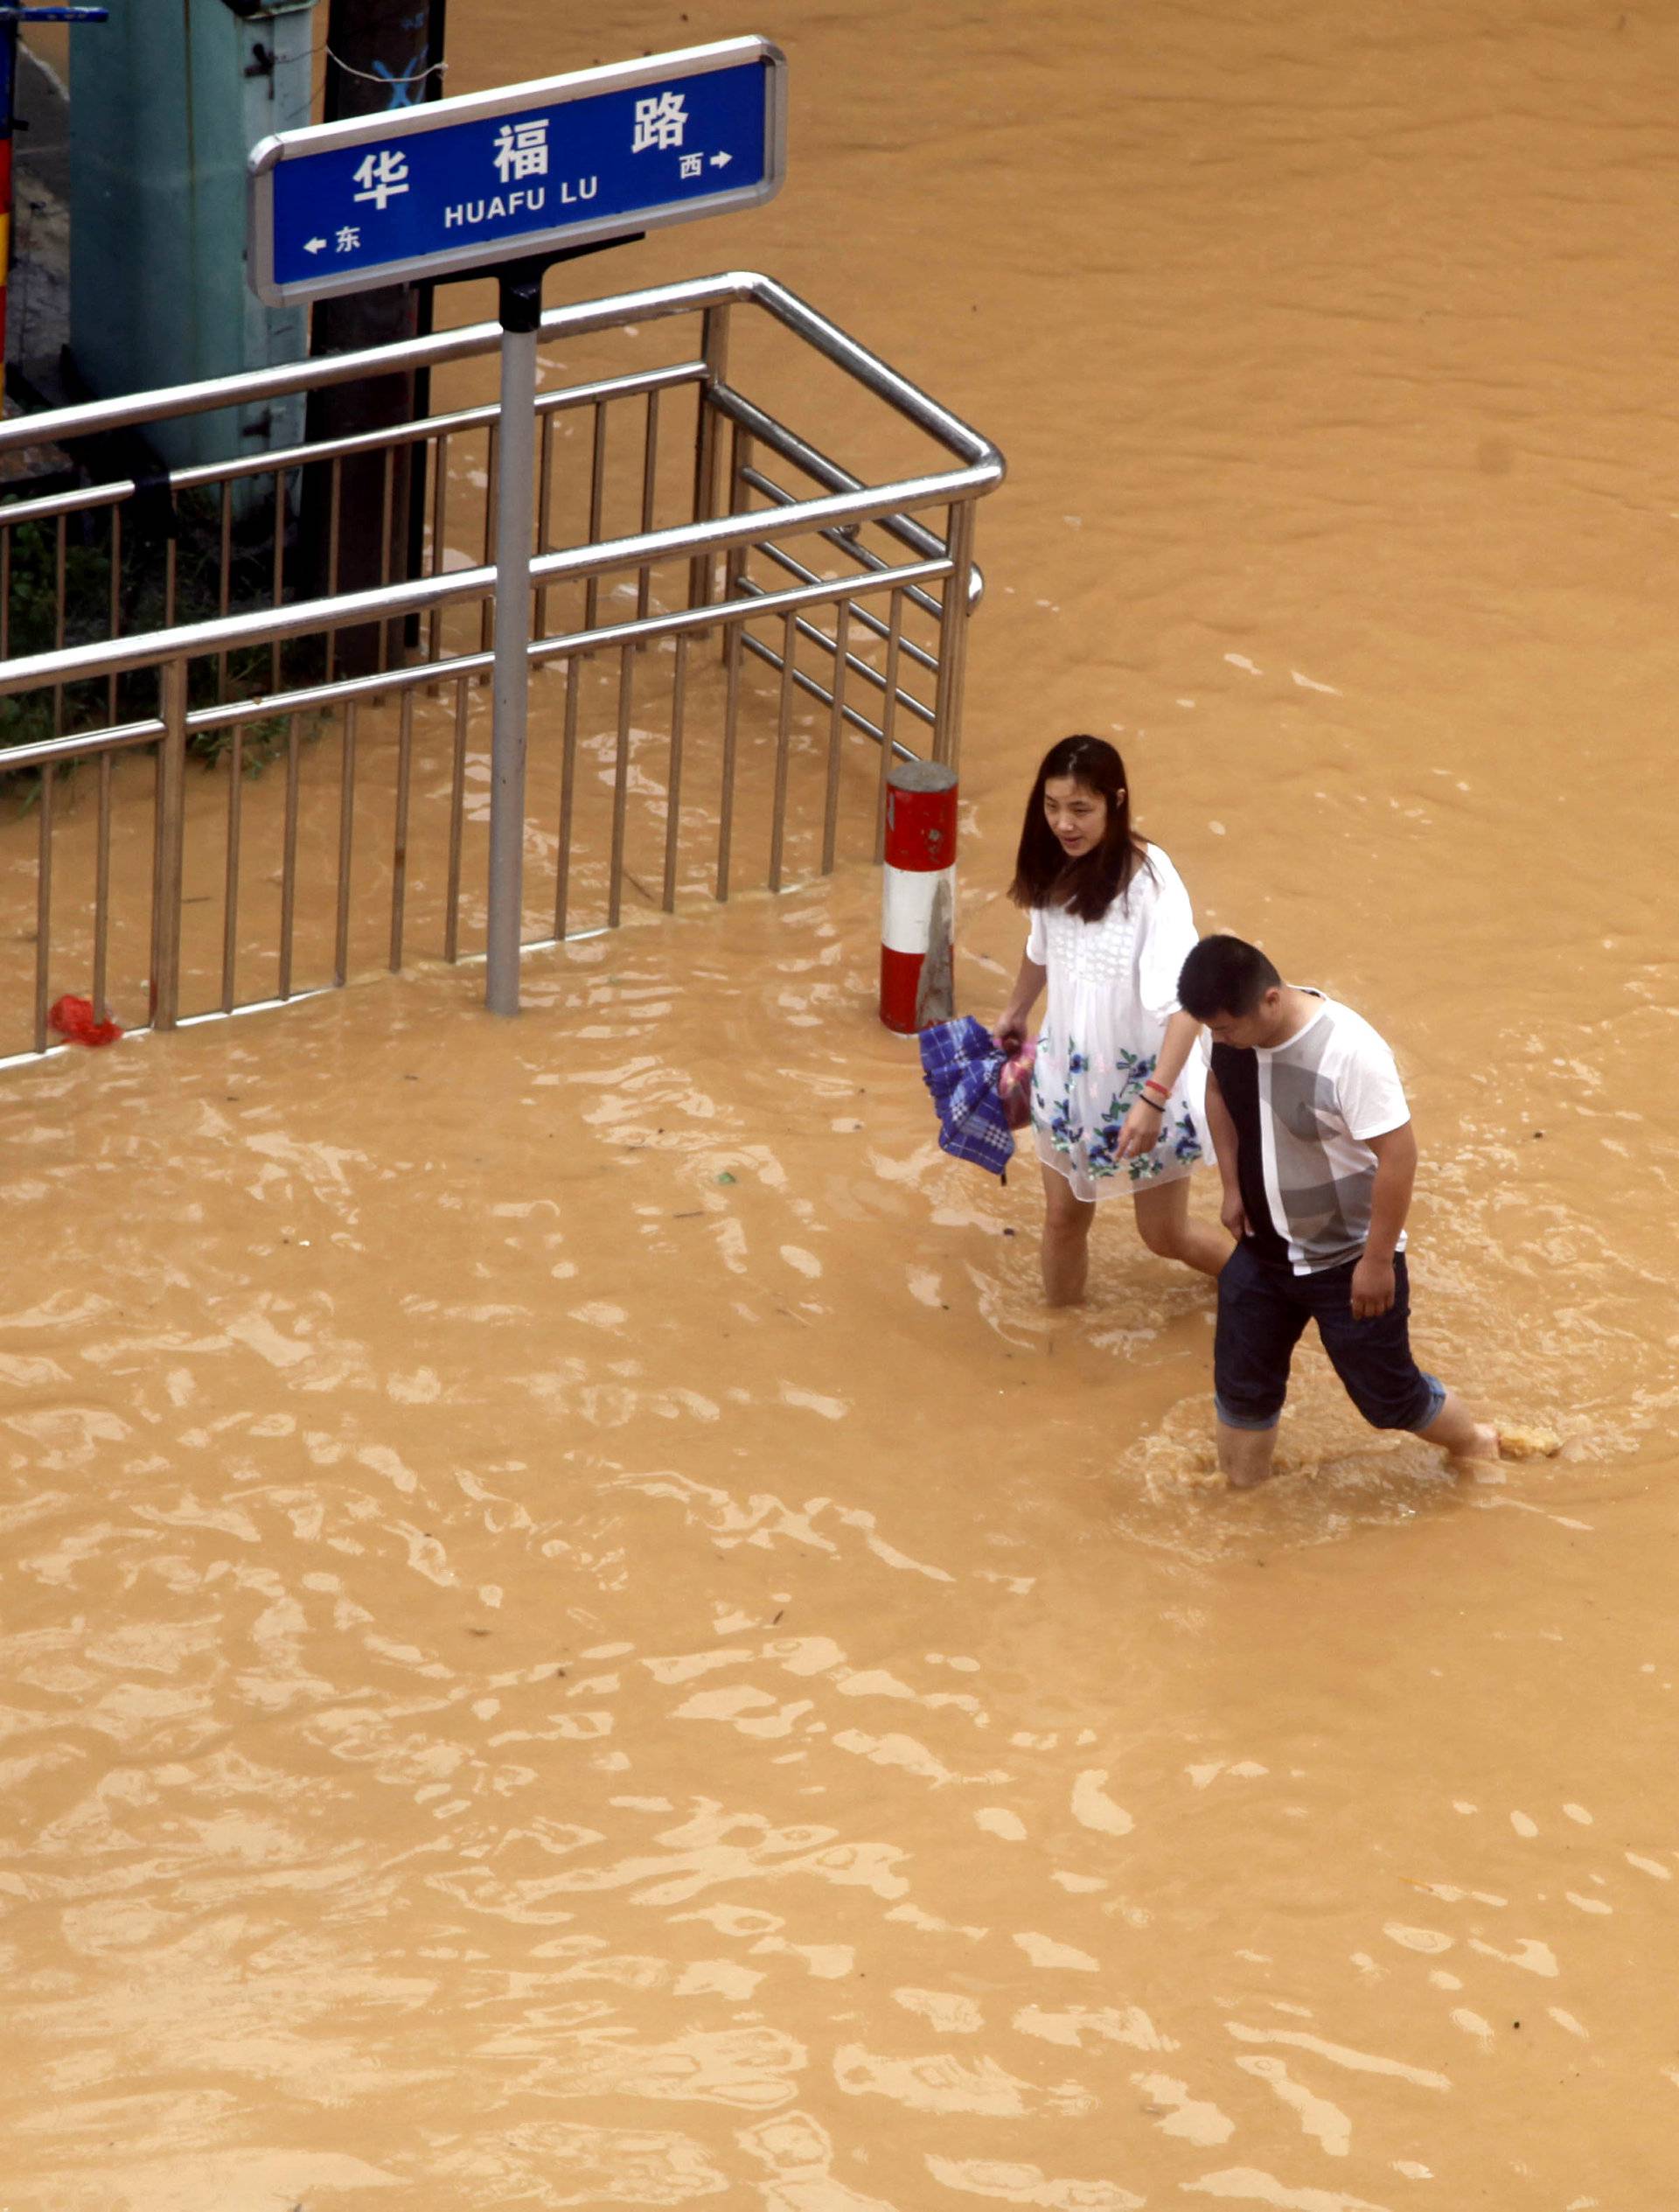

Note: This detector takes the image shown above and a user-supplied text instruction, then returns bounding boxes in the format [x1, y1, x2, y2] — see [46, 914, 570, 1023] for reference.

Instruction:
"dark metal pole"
[402, 0, 447, 646]
[303, 0, 443, 670]
[0, 19, 16, 380]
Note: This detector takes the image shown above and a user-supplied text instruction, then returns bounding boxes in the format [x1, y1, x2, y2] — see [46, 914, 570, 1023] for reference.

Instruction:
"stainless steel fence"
[0, 270, 1002, 1064]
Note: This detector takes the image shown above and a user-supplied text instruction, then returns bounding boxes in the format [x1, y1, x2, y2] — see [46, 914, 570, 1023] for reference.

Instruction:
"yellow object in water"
[1497, 1423, 1563, 1461]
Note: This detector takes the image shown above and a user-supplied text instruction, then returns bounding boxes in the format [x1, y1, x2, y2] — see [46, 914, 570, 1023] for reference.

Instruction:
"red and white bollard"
[881, 758, 958, 1033]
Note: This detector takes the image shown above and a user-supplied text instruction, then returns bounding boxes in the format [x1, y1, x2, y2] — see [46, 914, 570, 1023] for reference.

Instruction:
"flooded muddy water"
[6, 3, 1679, 2207]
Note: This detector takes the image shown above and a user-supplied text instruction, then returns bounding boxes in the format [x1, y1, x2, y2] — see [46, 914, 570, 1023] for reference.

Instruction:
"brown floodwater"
[6, 3, 1679, 2206]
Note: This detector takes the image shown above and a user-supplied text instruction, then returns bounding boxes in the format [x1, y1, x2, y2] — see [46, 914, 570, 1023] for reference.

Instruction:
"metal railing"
[0, 270, 1002, 1064]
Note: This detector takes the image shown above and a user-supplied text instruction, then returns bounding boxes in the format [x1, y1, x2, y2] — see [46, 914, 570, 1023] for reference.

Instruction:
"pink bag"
[998, 1038, 1035, 1130]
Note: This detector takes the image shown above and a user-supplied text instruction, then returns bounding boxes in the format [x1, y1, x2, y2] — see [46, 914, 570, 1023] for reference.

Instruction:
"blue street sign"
[247, 36, 786, 307]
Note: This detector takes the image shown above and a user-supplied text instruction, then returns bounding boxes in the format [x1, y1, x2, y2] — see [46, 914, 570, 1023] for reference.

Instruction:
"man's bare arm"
[1352, 1120, 1418, 1319]
[1203, 1067, 1248, 1241]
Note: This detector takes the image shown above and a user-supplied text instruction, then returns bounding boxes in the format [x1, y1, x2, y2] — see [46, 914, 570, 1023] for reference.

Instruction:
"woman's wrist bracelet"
[1136, 1094, 1165, 1113]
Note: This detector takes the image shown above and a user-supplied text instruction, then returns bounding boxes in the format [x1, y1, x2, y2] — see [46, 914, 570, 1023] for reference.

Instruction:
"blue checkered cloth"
[918, 1015, 1018, 1180]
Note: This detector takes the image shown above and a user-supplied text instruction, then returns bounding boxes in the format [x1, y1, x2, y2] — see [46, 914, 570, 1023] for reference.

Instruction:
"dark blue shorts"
[1214, 1240, 1446, 1434]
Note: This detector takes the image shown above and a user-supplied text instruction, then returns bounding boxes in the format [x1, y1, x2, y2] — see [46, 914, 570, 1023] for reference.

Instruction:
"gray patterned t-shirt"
[1209, 992, 1411, 1273]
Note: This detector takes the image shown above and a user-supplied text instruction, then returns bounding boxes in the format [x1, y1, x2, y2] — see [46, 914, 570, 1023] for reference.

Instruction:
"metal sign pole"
[484, 259, 542, 1017]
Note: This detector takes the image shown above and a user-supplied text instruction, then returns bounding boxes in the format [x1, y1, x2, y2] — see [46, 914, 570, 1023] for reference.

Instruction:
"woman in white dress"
[993, 735, 1229, 1305]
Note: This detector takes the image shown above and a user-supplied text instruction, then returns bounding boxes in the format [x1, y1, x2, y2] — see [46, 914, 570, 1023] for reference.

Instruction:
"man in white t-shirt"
[1177, 934, 1499, 1490]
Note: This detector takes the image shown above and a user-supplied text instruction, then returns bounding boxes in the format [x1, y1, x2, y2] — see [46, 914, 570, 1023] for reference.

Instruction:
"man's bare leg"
[1416, 1390, 1499, 1464]
[1041, 1165, 1095, 1307]
[1218, 1417, 1280, 1491]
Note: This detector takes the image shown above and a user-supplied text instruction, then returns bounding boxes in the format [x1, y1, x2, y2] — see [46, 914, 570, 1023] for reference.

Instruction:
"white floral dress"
[1027, 844, 1206, 1201]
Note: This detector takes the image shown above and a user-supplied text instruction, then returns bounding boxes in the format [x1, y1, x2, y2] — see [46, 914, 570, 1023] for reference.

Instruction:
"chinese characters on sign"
[630, 90, 688, 152]
[337, 89, 721, 242]
[493, 119, 549, 182]
[352, 149, 410, 209]
[347, 102, 694, 232]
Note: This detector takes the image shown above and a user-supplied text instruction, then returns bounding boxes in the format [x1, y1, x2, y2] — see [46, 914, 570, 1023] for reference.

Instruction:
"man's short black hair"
[1178, 934, 1282, 1020]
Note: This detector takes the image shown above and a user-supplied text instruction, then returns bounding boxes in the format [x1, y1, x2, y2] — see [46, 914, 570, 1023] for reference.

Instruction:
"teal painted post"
[68, 0, 318, 471]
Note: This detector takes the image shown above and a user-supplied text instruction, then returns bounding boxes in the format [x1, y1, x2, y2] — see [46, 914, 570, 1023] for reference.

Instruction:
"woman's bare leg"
[1041, 1164, 1095, 1306]
[1132, 1176, 1230, 1280]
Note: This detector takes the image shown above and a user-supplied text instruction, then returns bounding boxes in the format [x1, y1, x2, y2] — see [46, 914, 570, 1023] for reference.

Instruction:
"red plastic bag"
[48, 994, 123, 1048]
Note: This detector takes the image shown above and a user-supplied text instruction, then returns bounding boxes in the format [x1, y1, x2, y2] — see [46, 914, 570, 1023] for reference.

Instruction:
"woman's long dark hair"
[1007, 735, 1153, 923]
